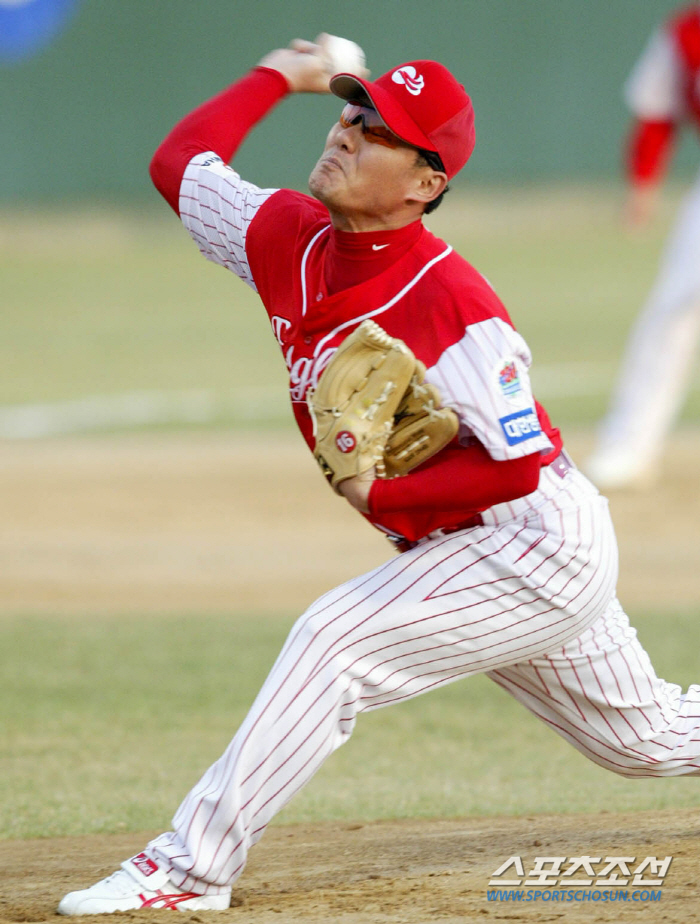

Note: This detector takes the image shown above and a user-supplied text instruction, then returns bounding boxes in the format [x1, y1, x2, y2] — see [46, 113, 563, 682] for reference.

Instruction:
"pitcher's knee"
[599, 744, 698, 779]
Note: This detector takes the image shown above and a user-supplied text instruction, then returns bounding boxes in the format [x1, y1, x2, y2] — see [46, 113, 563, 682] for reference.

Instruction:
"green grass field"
[2, 186, 699, 842]
[3, 609, 700, 841]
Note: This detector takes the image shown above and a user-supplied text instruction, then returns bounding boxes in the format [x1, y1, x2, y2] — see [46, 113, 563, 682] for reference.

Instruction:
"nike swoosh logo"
[372, 244, 389, 251]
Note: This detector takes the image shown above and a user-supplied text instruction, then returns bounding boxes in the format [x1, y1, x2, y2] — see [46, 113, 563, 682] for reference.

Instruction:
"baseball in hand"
[318, 33, 368, 78]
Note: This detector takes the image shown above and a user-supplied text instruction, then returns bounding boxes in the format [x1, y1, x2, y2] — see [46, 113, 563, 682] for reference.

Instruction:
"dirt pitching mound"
[1, 810, 697, 924]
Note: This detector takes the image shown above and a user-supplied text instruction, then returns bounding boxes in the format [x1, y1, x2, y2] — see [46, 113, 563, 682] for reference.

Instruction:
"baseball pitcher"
[59, 33, 700, 915]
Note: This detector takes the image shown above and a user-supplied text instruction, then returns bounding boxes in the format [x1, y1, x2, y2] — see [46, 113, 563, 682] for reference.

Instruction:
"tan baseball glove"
[307, 320, 459, 492]
[383, 360, 459, 478]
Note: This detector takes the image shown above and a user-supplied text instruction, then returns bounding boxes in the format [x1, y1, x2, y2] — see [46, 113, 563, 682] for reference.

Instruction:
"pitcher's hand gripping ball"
[317, 33, 368, 78]
[308, 320, 458, 491]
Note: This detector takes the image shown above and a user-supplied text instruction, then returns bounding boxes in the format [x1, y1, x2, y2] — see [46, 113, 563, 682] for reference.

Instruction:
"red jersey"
[153, 69, 562, 542]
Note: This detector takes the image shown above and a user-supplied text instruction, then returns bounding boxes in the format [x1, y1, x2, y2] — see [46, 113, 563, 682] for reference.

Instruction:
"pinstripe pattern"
[179, 152, 278, 291]
[491, 596, 700, 777]
[142, 465, 700, 895]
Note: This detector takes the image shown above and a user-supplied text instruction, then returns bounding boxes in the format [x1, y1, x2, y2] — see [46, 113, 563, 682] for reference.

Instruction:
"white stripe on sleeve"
[179, 152, 279, 291]
[427, 317, 554, 460]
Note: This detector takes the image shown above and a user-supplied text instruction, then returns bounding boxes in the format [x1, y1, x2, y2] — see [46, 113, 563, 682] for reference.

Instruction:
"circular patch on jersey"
[335, 430, 357, 453]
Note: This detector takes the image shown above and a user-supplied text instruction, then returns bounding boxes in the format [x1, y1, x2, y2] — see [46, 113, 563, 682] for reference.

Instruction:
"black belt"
[387, 450, 574, 554]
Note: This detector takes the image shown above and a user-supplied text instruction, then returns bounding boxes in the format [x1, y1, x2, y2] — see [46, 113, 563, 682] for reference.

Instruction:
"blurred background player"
[585, 3, 700, 491]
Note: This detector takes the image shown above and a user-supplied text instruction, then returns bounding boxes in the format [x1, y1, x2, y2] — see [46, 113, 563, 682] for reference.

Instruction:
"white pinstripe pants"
[148, 465, 700, 894]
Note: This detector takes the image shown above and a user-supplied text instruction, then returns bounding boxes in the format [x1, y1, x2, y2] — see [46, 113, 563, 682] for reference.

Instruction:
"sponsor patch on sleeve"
[499, 408, 542, 445]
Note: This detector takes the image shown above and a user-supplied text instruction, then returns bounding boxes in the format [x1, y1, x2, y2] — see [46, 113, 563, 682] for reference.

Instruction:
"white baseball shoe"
[57, 853, 231, 915]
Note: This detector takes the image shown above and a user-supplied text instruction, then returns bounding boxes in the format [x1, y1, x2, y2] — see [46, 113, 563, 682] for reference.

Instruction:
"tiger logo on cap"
[391, 65, 425, 96]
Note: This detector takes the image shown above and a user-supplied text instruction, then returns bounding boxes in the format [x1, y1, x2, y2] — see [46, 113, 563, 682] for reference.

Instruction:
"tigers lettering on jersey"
[283, 345, 336, 402]
[271, 315, 292, 345]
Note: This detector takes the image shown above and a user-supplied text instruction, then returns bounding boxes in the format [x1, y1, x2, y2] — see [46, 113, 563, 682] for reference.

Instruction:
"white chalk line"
[0, 387, 289, 439]
[0, 363, 697, 439]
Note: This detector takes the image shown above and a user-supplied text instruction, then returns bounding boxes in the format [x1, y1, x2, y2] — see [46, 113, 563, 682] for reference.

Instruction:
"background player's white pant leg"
[490, 597, 700, 777]
[146, 470, 616, 893]
[586, 170, 700, 487]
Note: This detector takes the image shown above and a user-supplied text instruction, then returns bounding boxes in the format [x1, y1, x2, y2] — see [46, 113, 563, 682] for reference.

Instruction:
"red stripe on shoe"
[141, 891, 203, 909]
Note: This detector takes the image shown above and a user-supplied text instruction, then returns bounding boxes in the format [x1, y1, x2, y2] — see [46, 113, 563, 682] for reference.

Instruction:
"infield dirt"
[2, 809, 699, 924]
[2, 429, 699, 617]
[1, 429, 699, 923]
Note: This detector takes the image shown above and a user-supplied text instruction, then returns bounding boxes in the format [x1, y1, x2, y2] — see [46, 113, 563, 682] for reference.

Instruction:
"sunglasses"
[338, 103, 404, 149]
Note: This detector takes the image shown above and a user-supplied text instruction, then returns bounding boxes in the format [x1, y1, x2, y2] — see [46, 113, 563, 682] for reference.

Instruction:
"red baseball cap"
[330, 60, 476, 180]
